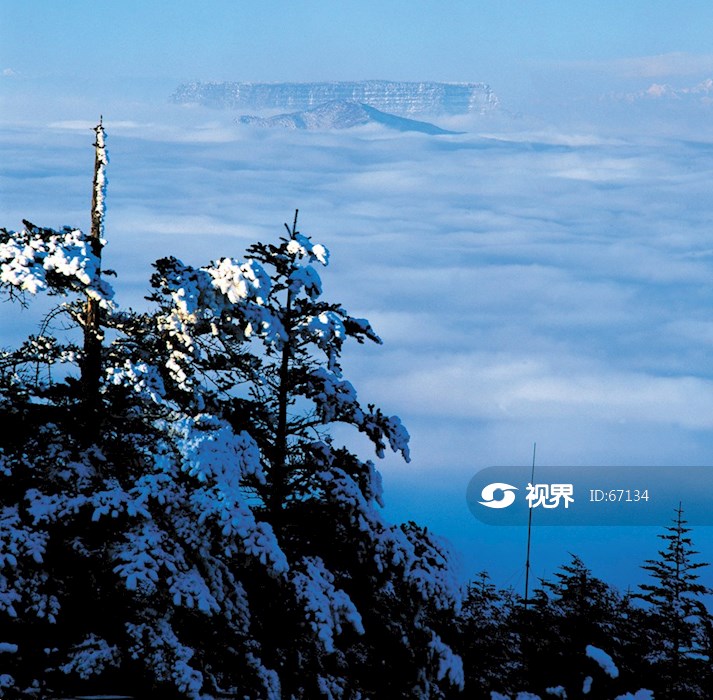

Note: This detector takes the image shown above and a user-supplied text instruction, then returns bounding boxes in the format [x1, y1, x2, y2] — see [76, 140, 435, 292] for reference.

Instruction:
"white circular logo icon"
[479, 482, 518, 509]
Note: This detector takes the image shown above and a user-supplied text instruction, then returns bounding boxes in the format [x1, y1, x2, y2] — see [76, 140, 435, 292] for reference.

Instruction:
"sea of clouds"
[2, 88, 713, 592]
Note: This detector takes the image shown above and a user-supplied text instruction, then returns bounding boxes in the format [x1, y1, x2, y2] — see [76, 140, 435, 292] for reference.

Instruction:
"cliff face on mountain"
[171, 80, 499, 116]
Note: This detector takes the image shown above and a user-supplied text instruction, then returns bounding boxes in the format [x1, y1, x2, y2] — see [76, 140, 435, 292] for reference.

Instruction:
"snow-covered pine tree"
[138, 210, 465, 698]
[635, 504, 712, 699]
[0, 126, 463, 699]
[246, 214, 463, 698]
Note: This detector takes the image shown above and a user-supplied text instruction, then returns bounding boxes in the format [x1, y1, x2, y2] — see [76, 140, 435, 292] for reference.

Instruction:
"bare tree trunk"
[270, 211, 299, 526]
[81, 119, 107, 428]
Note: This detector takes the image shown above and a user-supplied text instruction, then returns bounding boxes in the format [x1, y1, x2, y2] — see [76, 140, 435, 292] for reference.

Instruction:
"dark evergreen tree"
[607, 587, 655, 690]
[635, 504, 712, 699]
[457, 572, 522, 698]
[489, 555, 655, 699]
[693, 598, 713, 699]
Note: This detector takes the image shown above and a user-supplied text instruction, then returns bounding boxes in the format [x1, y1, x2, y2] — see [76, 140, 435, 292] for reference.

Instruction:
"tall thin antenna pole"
[524, 442, 536, 609]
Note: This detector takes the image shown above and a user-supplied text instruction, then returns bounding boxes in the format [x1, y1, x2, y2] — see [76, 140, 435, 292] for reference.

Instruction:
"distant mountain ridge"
[172, 79, 498, 116]
[619, 78, 713, 104]
[237, 100, 459, 135]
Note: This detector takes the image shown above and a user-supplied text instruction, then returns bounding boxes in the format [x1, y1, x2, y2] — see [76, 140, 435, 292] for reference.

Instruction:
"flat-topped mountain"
[172, 80, 498, 116]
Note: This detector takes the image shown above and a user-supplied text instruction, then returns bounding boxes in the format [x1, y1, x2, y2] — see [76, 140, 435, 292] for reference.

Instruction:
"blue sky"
[3, 1, 713, 88]
[3, 2, 713, 594]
